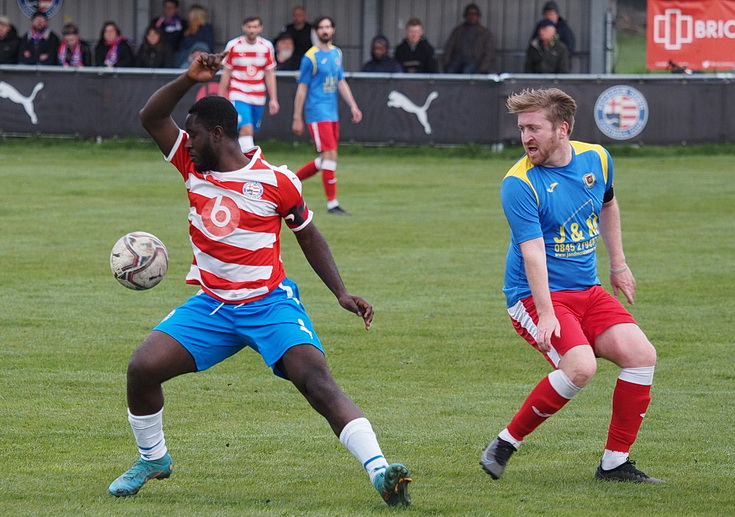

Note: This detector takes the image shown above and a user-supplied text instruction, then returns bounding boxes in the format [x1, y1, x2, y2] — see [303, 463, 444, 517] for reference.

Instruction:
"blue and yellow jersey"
[500, 141, 614, 307]
[297, 45, 344, 123]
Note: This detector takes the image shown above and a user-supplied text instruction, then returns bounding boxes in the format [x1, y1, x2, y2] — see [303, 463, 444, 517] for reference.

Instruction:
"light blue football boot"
[373, 463, 412, 506]
[108, 453, 173, 496]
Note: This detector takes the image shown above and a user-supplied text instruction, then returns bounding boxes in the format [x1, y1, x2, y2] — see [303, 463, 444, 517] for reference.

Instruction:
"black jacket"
[394, 38, 437, 73]
[0, 25, 19, 64]
[17, 29, 60, 65]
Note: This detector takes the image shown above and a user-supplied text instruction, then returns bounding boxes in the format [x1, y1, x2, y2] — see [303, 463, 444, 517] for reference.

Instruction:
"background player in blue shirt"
[480, 88, 663, 484]
[291, 16, 362, 216]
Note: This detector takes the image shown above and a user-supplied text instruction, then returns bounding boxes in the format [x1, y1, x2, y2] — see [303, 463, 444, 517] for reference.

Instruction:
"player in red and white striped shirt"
[218, 15, 279, 151]
[108, 52, 412, 507]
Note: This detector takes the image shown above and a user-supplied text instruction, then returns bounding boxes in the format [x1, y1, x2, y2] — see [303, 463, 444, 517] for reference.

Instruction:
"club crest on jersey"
[583, 173, 596, 188]
[243, 181, 264, 199]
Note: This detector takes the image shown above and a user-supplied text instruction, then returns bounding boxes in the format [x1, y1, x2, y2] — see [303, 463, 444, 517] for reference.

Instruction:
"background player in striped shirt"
[218, 15, 279, 151]
[292, 16, 362, 216]
[480, 87, 663, 484]
[109, 51, 411, 506]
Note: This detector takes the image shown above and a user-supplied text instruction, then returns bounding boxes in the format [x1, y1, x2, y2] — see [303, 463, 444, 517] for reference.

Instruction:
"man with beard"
[291, 16, 362, 215]
[108, 51, 412, 507]
[480, 88, 663, 484]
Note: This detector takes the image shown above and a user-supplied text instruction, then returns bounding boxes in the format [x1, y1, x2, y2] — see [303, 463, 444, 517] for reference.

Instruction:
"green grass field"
[0, 138, 733, 516]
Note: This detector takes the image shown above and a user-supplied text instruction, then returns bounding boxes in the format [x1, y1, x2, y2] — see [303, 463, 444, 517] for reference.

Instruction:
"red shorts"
[308, 121, 339, 152]
[508, 285, 637, 368]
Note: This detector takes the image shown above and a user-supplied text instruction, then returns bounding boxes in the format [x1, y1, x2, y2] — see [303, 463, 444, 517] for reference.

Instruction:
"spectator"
[17, 11, 60, 65]
[280, 5, 313, 63]
[274, 32, 300, 71]
[0, 16, 20, 64]
[135, 25, 173, 68]
[175, 4, 214, 68]
[524, 19, 569, 74]
[394, 18, 437, 73]
[94, 21, 135, 67]
[180, 41, 210, 68]
[151, 0, 187, 52]
[442, 3, 496, 74]
[533, 1, 576, 57]
[57, 23, 92, 67]
[361, 35, 402, 73]
[218, 15, 279, 151]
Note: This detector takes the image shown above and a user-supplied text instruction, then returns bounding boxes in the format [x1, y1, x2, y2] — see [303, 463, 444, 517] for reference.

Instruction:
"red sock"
[605, 379, 651, 452]
[296, 160, 319, 180]
[507, 375, 572, 441]
[322, 168, 337, 202]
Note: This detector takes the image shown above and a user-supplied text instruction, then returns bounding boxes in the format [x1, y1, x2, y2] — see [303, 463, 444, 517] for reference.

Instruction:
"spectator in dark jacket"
[151, 0, 187, 51]
[94, 21, 135, 67]
[525, 19, 569, 74]
[174, 4, 214, 68]
[442, 3, 496, 74]
[57, 23, 92, 67]
[531, 1, 576, 56]
[361, 35, 403, 73]
[17, 11, 60, 65]
[0, 16, 20, 64]
[136, 26, 174, 68]
[394, 18, 437, 73]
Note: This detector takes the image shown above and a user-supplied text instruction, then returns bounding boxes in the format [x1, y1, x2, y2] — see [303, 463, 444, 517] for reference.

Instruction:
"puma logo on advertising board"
[387, 90, 438, 135]
[0, 81, 44, 124]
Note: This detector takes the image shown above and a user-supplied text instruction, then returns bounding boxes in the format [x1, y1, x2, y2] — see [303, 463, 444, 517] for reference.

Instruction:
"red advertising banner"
[647, 0, 735, 70]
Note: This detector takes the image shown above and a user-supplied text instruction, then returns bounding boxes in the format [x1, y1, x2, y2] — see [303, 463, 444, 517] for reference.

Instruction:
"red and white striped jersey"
[222, 35, 276, 106]
[166, 130, 313, 303]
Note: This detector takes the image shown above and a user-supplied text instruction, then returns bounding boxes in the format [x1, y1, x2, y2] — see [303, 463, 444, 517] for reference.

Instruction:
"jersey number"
[201, 195, 240, 237]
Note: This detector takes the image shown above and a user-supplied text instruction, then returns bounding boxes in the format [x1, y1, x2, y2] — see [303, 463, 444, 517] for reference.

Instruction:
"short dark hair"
[464, 3, 481, 17]
[313, 16, 335, 29]
[62, 23, 79, 36]
[188, 96, 239, 140]
[243, 15, 262, 26]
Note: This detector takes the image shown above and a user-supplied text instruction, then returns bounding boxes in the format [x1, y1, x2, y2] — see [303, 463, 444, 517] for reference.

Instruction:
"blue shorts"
[233, 101, 265, 131]
[154, 278, 323, 378]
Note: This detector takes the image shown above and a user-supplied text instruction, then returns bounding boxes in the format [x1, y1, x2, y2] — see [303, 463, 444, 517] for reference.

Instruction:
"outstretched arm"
[293, 223, 373, 330]
[140, 51, 227, 155]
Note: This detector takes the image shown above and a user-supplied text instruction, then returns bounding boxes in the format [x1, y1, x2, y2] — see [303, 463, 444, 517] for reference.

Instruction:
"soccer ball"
[110, 232, 169, 290]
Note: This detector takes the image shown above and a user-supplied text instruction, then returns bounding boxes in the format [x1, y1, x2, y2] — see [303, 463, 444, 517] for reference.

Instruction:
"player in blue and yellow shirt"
[480, 88, 664, 484]
[292, 16, 362, 215]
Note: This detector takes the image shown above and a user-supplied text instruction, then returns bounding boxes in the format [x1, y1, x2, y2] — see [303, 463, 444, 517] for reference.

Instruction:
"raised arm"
[140, 51, 227, 155]
[293, 223, 373, 330]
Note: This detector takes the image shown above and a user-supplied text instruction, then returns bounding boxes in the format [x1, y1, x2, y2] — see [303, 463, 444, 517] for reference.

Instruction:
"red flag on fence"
[647, 0, 735, 70]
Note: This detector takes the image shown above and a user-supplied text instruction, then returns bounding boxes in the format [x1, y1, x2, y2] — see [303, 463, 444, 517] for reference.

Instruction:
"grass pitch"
[0, 138, 733, 516]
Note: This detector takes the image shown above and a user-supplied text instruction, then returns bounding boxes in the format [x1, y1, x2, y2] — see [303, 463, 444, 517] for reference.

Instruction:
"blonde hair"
[185, 5, 208, 34]
[506, 87, 576, 134]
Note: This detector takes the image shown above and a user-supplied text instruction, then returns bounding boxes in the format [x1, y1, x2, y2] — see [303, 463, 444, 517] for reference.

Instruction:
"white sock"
[128, 408, 167, 461]
[327, 199, 340, 210]
[498, 428, 522, 449]
[339, 417, 388, 484]
[238, 135, 254, 151]
[601, 449, 628, 470]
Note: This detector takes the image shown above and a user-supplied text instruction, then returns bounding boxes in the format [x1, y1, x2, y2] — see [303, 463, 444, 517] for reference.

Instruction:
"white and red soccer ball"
[110, 232, 168, 290]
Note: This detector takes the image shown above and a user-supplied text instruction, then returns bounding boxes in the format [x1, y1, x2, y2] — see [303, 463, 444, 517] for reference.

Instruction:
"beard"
[191, 141, 218, 172]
